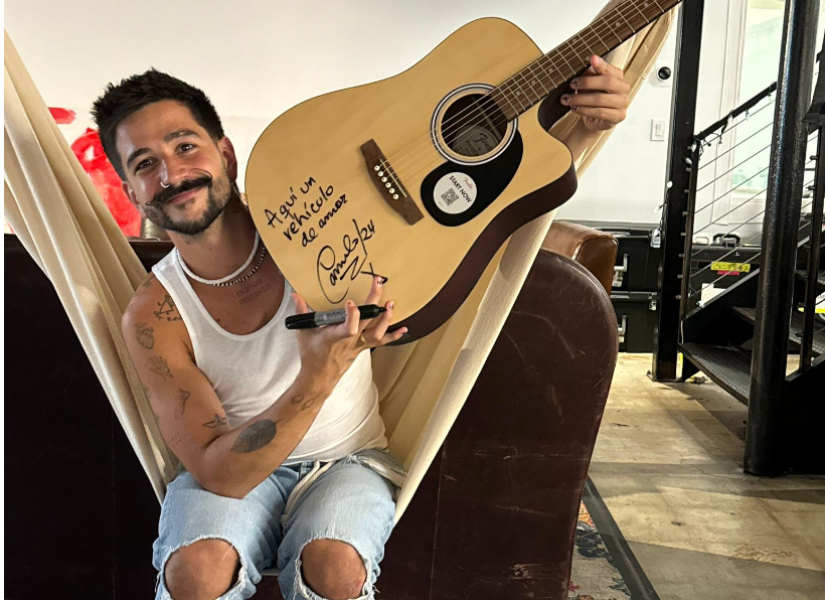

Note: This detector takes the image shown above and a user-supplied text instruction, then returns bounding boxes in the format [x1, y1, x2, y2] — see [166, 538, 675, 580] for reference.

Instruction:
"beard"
[143, 172, 233, 236]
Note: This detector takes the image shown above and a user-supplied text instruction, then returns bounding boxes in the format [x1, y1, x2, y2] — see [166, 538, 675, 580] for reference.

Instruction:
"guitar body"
[246, 17, 577, 343]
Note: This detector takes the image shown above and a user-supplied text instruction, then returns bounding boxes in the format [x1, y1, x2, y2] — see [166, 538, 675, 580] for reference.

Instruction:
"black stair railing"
[654, 0, 824, 475]
[656, 3, 822, 366]
[683, 110, 819, 310]
[800, 32, 825, 372]
[652, 0, 704, 381]
[746, 0, 820, 476]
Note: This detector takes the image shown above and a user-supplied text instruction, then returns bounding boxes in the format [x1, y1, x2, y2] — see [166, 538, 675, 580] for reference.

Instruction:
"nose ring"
[160, 181, 170, 189]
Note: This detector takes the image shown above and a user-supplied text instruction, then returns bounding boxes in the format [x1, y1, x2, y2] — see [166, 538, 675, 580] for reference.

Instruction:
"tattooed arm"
[122, 279, 332, 499]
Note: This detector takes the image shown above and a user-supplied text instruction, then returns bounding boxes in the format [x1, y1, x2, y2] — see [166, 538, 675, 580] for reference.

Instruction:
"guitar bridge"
[360, 139, 423, 225]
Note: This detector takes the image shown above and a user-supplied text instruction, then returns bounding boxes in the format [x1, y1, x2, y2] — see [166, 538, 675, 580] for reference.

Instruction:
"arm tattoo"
[301, 398, 316, 411]
[154, 294, 183, 322]
[202, 413, 229, 429]
[289, 393, 315, 410]
[166, 430, 185, 449]
[148, 355, 173, 379]
[135, 322, 155, 349]
[231, 420, 277, 453]
[140, 274, 156, 289]
[175, 389, 191, 418]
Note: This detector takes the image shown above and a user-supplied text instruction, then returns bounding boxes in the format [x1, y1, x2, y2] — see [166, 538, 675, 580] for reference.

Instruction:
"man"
[95, 52, 629, 600]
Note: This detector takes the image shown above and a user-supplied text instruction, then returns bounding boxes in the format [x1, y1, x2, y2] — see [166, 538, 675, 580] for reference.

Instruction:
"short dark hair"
[92, 69, 225, 179]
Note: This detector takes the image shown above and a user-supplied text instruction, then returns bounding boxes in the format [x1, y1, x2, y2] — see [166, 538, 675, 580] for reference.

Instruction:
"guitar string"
[376, 0, 668, 183]
[385, 0, 663, 179]
[380, 0, 648, 177]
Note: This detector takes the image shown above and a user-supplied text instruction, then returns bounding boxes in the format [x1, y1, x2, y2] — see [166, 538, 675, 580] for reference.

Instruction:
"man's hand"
[291, 276, 407, 396]
[561, 55, 630, 132]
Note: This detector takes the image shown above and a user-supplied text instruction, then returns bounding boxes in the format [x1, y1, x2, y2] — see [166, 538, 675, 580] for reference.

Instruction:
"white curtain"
[4, 30, 179, 500]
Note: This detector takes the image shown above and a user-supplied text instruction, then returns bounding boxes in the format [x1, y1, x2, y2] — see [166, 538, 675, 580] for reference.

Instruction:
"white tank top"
[152, 249, 387, 464]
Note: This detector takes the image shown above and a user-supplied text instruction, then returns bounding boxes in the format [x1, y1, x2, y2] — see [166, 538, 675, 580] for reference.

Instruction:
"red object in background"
[70, 128, 141, 237]
[49, 107, 76, 124]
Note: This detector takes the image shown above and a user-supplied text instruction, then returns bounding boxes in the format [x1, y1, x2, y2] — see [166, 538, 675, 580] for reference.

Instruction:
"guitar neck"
[490, 0, 682, 120]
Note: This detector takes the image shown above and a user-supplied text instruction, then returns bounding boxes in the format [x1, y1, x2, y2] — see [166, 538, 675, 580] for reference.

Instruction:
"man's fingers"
[355, 275, 386, 332]
[570, 106, 626, 123]
[373, 324, 409, 347]
[581, 65, 597, 78]
[590, 54, 609, 75]
[589, 54, 623, 77]
[570, 74, 628, 94]
[343, 300, 361, 337]
[363, 300, 394, 341]
[362, 275, 385, 307]
[563, 92, 628, 109]
[385, 326, 409, 344]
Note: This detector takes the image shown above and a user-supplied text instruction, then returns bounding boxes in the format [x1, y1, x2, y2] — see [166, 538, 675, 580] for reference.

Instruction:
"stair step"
[732, 307, 825, 356]
[795, 269, 825, 291]
[679, 343, 751, 404]
[732, 306, 757, 323]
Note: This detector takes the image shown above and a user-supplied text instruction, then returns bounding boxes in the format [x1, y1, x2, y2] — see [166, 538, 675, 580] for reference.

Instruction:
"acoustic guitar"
[246, 0, 680, 343]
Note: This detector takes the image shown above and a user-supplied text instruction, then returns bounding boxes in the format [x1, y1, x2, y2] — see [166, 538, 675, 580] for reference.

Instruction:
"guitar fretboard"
[489, 0, 682, 120]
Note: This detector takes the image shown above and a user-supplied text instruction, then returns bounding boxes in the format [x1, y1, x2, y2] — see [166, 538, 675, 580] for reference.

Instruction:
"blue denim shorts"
[152, 448, 406, 600]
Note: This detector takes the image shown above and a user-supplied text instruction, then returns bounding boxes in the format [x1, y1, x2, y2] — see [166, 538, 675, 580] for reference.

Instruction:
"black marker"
[285, 304, 387, 330]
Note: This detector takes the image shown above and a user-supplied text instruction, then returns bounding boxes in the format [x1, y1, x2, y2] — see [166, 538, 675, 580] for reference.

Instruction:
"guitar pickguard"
[420, 131, 523, 227]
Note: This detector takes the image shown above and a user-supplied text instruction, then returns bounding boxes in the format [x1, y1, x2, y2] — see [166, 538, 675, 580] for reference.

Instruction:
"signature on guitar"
[316, 218, 377, 303]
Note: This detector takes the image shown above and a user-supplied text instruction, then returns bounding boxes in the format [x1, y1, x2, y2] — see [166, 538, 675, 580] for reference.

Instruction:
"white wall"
[4, 0, 746, 226]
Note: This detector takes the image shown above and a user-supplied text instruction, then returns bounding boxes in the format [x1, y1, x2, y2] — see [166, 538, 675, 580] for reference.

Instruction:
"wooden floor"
[590, 354, 825, 600]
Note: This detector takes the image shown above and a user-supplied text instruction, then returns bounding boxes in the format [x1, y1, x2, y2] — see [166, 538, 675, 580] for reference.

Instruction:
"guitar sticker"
[434, 172, 477, 214]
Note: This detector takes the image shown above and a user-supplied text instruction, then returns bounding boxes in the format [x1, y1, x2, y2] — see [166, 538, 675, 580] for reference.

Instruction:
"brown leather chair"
[542, 220, 619, 293]
[5, 231, 618, 600]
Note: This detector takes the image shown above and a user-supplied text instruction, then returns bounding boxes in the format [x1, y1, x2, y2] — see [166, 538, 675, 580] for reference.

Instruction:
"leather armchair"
[542, 220, 619, 293]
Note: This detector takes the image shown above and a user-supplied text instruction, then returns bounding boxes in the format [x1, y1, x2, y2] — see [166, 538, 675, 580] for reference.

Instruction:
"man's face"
[116, 100, 237, 235]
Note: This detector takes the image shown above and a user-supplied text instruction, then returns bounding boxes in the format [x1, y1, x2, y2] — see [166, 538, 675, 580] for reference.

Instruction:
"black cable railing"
[799, 122, 825, 371]
[679, 78, 824, 369]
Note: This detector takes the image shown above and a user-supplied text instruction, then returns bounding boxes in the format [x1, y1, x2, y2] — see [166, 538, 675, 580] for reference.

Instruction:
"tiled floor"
[590, 354, 825, 600]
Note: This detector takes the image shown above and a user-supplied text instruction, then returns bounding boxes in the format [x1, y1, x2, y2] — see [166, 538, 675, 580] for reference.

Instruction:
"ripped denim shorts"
[152, 448, 406, 600]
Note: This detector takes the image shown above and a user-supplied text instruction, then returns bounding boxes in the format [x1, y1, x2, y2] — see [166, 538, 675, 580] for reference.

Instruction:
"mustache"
[147, 174, 213, 207]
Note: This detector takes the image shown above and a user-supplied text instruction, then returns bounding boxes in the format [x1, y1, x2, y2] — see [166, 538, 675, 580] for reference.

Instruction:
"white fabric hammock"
[3, 3, 672, 522]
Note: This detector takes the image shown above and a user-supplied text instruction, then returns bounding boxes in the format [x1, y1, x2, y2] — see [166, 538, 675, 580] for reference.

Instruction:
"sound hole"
[441, 93, 508, 159]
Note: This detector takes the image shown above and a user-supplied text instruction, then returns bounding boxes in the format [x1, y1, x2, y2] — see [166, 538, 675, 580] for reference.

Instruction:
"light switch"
[651, 118, 666, 141]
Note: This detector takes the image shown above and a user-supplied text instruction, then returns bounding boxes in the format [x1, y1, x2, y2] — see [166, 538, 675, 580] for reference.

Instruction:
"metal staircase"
[679, 238, 824, 405]
[652, 0, 824, 475]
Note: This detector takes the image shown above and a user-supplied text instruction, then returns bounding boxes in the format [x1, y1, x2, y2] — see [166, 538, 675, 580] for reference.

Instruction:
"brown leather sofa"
[4, 221, 618, 600]
[542, 220, 619, 293]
